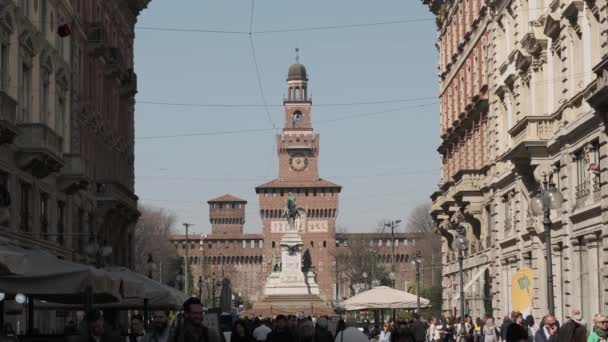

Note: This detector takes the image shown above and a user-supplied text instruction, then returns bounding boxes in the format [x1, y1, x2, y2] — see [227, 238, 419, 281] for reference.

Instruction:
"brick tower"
[208, 194, 247, 235]
[256, 59, 341, 303]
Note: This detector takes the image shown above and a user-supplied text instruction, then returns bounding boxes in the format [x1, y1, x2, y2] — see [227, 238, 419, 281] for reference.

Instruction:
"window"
[42, 79, 49, 123]
[242, 240, 246, 248]
[40, 193, 49, 239]
[395, 239, 399, 247]
[378, 240, 383, 247]
[57, 201, 65, 245]
[19, 182, 31, 232]
[575, 142, 599, 204]
[19, 64, 32, 122]
[504, 194, 512, 231]
[310, 241, 314, 248]
[272, 241, 276, 248]
[250, 240, 255, 248]
[293, 111, 303, 126]
[485, 204, 492, 247]
[0, 44, 7, 91]
[323, 241, 327, 248]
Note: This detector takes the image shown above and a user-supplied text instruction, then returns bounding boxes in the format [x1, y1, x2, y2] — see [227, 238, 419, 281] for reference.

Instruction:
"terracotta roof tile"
[207, 194, 247, 203]
[255, 178, 341, 192]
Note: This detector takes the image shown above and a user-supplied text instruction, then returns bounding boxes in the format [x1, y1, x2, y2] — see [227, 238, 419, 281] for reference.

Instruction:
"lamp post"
[198, 275, 203, 301]
[200, 234, 207, 303]
[85, 234, 112, 268]
[362, 272, 368, 291]
[183, 223, 192, 295]
[369, 249, 376, 288]
[145, 254, 158, 278]
[452, 226, 469, 336]
[175, 266, 185, 291]
[211, 272, 217, 308]
[530, 176, 563, 315]
[384, 220, 401, 288]
[412, 251, 422, 313]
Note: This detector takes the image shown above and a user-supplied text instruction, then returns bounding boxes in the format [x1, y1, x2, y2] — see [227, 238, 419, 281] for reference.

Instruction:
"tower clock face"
[289, 153, 308, 171]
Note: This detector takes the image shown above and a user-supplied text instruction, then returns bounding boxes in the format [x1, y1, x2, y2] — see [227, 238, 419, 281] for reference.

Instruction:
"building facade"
[0, 0, 148, 266]
[170, 62, 437, 306]
[423, 0, 608, 323]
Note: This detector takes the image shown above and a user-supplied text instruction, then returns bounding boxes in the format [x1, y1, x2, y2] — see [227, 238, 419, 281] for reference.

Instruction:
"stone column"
[584, 234, 601, 315]
[568, 238, 584, 312]
[553, 243, 566, 323]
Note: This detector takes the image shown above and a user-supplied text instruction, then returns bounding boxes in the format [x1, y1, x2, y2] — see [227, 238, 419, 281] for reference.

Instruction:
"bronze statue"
[283, 192, 300, 229]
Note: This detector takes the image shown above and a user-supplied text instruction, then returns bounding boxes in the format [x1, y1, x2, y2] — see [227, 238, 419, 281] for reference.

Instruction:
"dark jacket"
[410, 321, 428, 342]
[556, 320, 587, 342]
[500, 320, 512, 341]
[533, 328, 557, 342]
[505, 323, 528, 341]
[265, 330, 294, 342]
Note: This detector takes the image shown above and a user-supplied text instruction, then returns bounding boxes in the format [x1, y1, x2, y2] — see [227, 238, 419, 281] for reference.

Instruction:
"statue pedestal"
[263, 231, 319, 296]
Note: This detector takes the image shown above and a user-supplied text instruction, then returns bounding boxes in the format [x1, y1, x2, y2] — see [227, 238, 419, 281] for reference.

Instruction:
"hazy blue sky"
[133, 0, 440, 234]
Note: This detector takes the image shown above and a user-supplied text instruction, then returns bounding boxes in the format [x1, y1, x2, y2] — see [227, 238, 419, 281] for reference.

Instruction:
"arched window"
[323, 241, 327, 248]
[311, 241, 314, 247]
[293, 111, 303, 126]
[272, 241, 276, 248]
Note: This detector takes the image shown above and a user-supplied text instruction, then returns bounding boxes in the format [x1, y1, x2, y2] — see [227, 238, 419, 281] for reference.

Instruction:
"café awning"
[0, 243, 119, 304]
[339, 286, 430, 311]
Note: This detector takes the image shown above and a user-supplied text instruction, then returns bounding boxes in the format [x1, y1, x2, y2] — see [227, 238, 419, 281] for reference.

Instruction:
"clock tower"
[256, 59, 341, 303]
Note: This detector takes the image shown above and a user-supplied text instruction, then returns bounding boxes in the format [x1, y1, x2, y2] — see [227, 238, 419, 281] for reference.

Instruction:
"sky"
[133, 0, 440, 235]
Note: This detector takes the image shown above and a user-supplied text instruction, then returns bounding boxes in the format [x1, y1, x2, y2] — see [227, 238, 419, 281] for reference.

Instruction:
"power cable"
[134, 101, 438, 140]
[136, 96, 437, 108]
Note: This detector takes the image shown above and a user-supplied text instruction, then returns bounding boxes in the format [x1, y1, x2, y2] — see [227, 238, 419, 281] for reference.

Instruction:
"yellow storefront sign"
[511, 268, 534, 315]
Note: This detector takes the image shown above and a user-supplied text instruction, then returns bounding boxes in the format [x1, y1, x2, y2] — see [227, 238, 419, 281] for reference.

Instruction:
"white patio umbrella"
[0, 245, 120, 304]
[0, 244, 28, 275]
[339, 286, 430, 311]
[98, 267, 187, 309]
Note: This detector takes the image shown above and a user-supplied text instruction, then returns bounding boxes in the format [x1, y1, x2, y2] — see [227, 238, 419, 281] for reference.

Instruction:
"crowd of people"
[3, 299, 608, 342]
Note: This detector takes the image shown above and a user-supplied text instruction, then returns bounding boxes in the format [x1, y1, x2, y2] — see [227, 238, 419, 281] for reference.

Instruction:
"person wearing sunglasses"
[589, 313, 608, 342]
[534, 314, 558, 342]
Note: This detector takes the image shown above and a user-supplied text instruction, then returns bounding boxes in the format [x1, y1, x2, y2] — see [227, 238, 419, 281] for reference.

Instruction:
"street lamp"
[85, 235, 112, 268]
[530, 176, 563, 315]
[384, 219, 402, 288]
[198, 275, 204, 301]
[362, 272, 368, 290]
[411, 251, 422, 313]
[145, 254, 158, 279]
[182, 223, 193, 296]
[452, 226, 468, 335]
[175, 266, 185, 291]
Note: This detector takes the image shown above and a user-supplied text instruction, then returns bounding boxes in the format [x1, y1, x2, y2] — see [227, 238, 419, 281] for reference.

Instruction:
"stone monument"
[263, 193, 319, 295]
[252, 194, 329, 315]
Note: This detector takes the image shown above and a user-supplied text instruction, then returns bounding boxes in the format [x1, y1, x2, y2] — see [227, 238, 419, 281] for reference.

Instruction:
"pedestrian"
[126, 315, 146, 342]
[1, 323, 18, 342]
[313, 317, 333, 342]
[410, 314, 429, 342]
[524, 316, 535, 342]
[266, 315, 293, 342]
[334, 318, 368, 342]
[391, 324, 416, 342]
[334, 319, 346, 340]
[505, 311, 527, 342]
[169, 297, 221, 342]
[556, 309, 586, 342]
[68, 309, 122, 342]
[442, 317, 456, 342]
[588, 313, 608, 342]
[458, 316, 474, 342]
[500, 315, 513, 342]
[380, 320, 392, 342]
[481, 317, 500, 342]
[143, 310, 172, 342]
[473, 317, 483, 342]
[230, 320, 254, 342]
[252, 319, 271, 342]
[427, 317, 440, 342]
[533, 314, 558, 342]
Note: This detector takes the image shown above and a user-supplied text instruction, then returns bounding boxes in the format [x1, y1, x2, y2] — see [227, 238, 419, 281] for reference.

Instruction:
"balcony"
[0, 91, 19, 145]
[588, 57, 608, 112]
[104, 47, 125, 79]
[86, 22, 108, 57]
[500, 116, 556, 162]
[15, 123, 64, 178]
[59, 154, 92, 194]
[120, 69, 138, 97]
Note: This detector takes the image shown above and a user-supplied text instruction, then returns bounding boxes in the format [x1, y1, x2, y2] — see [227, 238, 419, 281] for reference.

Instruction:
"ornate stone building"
[423, 0, 608, 323]
[0, 0, 148, 266]
[170, 62, 437, 307]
